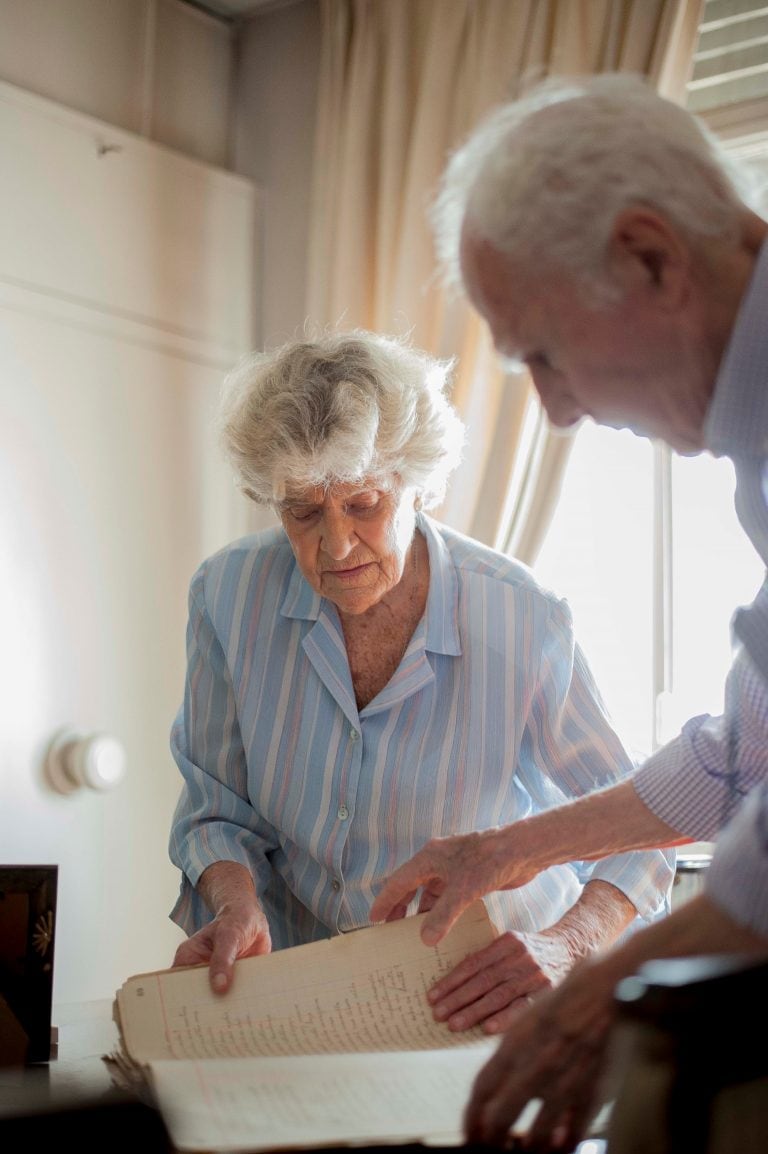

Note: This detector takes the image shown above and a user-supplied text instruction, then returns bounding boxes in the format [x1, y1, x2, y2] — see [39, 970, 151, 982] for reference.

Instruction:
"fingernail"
[449, 1014, 465, 1030]
[427, 989, 439, 1003]
[433, 1005, 448, 1020]
[212, 973, 227, 992]
[485, 1019, 499, 1033]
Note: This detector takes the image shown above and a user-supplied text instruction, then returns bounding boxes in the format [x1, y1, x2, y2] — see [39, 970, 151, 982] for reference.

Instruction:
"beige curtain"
[306, 0, 704, 561]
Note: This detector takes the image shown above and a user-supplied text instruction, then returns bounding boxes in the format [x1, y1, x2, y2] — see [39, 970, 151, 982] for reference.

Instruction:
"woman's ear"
[609, 207, 691, 309]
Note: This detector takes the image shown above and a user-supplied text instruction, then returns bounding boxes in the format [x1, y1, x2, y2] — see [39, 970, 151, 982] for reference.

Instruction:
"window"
[534, 428, 764, 765]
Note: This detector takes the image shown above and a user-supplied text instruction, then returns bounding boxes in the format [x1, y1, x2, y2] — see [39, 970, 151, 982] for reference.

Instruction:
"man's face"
[459, 231, 712, 454]
[278, 480, 419, 616]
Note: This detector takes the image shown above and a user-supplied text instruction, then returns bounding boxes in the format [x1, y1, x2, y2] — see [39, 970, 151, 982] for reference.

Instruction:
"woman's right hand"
[172, 861, 272, 993]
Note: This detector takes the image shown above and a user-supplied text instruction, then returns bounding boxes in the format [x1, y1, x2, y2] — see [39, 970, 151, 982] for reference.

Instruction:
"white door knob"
[44, 728, 127, 795]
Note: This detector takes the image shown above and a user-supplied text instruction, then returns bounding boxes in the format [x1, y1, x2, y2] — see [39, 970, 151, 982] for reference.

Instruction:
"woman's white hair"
[433, 73, 754, 295]
[218, 328, 466, 509]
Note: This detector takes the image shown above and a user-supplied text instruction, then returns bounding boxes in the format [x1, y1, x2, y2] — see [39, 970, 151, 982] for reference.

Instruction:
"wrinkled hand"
[464, 958, 616, 1150]
[172, 897, 272, 994]
[428, 928, 575, 1034]
[370, 829, 539, 945]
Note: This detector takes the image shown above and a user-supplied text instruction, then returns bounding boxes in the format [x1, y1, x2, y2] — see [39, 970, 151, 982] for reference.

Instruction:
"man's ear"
[608, 207, 690, 309]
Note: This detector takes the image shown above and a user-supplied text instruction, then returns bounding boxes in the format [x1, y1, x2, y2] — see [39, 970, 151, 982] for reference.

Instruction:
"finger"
[429, 933, 528, 1004]
[466, 1073, 537, 1148]
[383, 898, 416, 922]
[525, 1042, 606, 1149]
[208, 934, 240, 994]
[431, 959, 510, 1023]
[527, 1100, 592, 1154]
[370, 859, 434, 922]
[481, 994, 534, 1036]
[419, 888, 476, 946]
[476, 1069, 549, 1147]
[241, 936, 273, 958]
[443, 981, 537, 1033]
[172, 942, 194, 968]
[465, 1027, 567, 1146]
[416, 881, 445, 913]
[172, 936, 212, 968]
[463, 1037, 522, 1142]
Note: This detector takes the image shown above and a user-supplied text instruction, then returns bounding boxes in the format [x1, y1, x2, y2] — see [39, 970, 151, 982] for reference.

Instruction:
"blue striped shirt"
[169, 513, 672, 950]
[634, 238, 768, 935]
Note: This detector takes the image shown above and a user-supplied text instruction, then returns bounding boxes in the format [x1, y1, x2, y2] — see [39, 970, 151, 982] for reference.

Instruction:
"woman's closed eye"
[286, 505, 321, 523]
[345, 499, 381, 517]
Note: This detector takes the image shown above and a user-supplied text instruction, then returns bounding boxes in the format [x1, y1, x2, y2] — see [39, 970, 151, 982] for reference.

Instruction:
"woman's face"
[278, 479, 420, 616]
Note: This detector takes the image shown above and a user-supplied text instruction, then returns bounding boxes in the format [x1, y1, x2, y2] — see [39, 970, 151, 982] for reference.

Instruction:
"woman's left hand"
[427, 928, 574, 1033]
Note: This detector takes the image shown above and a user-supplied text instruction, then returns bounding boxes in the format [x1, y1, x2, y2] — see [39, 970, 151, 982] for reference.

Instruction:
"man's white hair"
[218, 328, 465, 508]
[433, 73, 754, 293]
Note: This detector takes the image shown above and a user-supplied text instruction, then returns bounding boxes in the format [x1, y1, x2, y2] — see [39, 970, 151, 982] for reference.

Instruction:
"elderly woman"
[168, 328, 673, 1034]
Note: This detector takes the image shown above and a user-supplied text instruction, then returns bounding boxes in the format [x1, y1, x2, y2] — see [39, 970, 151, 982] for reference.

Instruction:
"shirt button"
[337, 805, 349, 820]
[349, 728, 359, 742]
[332, 879, 341, 891]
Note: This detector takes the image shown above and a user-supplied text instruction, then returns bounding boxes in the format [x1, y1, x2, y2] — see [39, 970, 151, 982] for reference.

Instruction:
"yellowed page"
[148, 1044, 499, 1152]
[116, 902, 496, 1063]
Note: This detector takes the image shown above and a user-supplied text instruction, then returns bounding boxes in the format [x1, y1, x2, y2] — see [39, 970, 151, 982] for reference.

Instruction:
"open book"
[110, 901, 501, 1152]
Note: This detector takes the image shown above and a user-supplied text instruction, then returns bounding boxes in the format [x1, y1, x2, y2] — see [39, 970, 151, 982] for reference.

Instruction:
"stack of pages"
[110, 901, 501, 1152]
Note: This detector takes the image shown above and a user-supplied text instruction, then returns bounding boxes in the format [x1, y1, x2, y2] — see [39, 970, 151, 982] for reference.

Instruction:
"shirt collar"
[705, 237, 768, 459]
[279, 512, 462, 657]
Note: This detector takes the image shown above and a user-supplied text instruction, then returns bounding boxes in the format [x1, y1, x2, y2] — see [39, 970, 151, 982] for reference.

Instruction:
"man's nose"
[531, 375, 584, 430]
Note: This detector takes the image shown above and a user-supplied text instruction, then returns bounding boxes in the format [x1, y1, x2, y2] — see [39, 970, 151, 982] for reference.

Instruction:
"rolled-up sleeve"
[168, 568, 277, 935]
[634, 647, 768, 841]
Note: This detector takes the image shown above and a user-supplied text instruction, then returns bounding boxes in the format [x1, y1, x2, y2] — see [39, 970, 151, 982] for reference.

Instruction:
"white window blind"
[688, 0, 768, 146]
[688, 1, 768, 112]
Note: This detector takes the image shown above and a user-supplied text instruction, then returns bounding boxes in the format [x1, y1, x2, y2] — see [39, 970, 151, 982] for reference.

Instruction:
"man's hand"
[172, 861, 272, 993]
[428, 928, 573, 1034]
[370, 828, 540, 945]
[463, 891, 768, 1148]
[463, 957, 616, 1149]
[371, 782, 688, 947]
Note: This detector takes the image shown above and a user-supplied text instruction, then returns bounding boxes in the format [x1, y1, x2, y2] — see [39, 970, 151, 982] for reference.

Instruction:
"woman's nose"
[320, 510, 356, 558]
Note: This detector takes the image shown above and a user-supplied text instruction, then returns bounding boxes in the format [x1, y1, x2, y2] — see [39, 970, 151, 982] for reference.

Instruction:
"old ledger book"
[111, 901, 501, 1152]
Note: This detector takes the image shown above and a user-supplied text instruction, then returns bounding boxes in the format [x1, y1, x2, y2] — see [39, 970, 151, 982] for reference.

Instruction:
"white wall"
[234, 0, 321, 347]
[0, 4, 260, 1009]
[0, 0, 319, 1010]
[1, 308, 241, 1002]
[0, 0, 234, 167]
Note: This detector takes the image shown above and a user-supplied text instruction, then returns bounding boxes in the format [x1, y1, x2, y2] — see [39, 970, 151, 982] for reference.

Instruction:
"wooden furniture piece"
[0, 998, 172, 1149]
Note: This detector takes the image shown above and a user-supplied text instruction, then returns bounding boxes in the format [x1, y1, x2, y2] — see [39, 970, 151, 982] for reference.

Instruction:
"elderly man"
[371, 74, 768, 1148]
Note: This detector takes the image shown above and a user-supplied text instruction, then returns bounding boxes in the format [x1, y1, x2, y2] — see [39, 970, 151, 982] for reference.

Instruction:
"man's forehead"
[460, 231, 530, 350]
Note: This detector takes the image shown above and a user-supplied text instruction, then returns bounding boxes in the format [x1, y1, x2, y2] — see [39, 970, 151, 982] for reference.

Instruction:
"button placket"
[330, 720, 361, 927]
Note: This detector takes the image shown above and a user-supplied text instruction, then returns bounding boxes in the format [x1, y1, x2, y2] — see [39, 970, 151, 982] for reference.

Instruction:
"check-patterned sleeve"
[169, 513, 673, 951]
[634, 237, 768, 937]
[633, 646, 768, 841]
